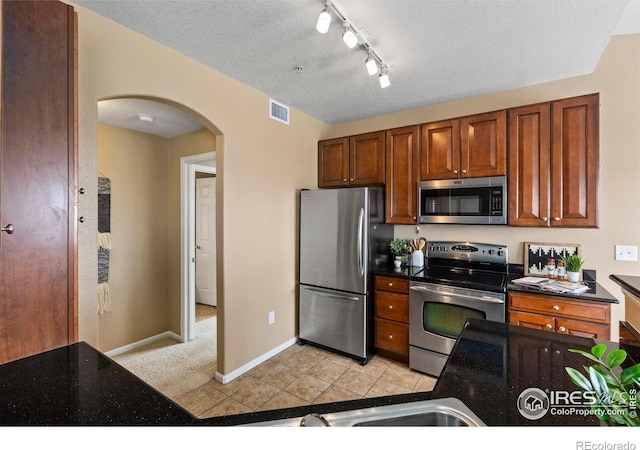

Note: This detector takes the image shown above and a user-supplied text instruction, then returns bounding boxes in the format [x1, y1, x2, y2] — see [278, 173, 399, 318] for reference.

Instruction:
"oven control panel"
[427, 241, 508, 265]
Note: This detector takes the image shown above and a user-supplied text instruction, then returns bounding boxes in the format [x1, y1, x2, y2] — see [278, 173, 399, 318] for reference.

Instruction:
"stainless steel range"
[409, 242, 508, 377]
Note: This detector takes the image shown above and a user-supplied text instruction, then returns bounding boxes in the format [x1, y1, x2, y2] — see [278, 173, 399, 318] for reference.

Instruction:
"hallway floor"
[175, 304, 438, 419]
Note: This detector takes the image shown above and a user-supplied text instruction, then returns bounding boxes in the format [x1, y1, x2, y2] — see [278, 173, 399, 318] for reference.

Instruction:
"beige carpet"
[112, 318, 217, 399]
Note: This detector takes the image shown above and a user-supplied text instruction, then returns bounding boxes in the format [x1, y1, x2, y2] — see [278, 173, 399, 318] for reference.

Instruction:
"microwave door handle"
[410, 285, 504, 304]
[357, 207, 364, 276]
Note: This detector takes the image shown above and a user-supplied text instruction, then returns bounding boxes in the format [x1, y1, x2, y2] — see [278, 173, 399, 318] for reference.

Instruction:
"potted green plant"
[561, 254, 585, 282]
[566, 344, 640, 426]
[389, 239, 411, 267]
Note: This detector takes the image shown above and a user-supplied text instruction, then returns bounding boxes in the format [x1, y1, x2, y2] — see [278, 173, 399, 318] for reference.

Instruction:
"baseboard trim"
[104, 331, 182, 358]
[214, 337, 298, 384]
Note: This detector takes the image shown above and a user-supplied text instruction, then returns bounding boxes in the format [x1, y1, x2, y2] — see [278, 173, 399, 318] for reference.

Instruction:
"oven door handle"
[410, 285, 504, 304]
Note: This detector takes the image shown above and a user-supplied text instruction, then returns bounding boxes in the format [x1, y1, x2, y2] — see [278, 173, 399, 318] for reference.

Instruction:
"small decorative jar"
[556, 260, 566, 279]
[546, 258, 556, 278]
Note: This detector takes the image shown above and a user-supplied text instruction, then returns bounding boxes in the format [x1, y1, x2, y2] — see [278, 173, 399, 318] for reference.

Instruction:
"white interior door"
[195, 176, 216, 306]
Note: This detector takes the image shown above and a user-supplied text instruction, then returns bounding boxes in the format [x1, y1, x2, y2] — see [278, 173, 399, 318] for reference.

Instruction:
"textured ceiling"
[79, 0, 639, 136]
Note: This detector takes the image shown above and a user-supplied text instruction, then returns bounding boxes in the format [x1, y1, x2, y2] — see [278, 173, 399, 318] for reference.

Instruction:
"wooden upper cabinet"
[419, 119, 460, 180]
[385, 126, 419, 224]
[349, 131, 385, 186]
[508, 102, 551, 226]
[419, 111, 506, 180]
[318, 137, 349, 187]
[318, 132, 385, 188]
[508, 93, 599, 227]
[551, 94, 599, 228]
[460, 110, 507, 178]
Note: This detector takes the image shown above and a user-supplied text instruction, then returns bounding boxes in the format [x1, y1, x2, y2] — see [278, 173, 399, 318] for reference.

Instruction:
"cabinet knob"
[388, 334, 393, 340]
[350, 178, 354, 182]
[553, 305, 560, 311]
[388, 282, 393, 287]
[558, 326, 566, 332]
[343, 179, 348, 182]
[545, 324, 553, 329]
[462, 169, 467, 174]
[542, 217, 548, 222]
[553, 217, 560, 221]
[388, 305, 393, 310]
[1, 224, 14, 234]
[453, 170, 458, 174]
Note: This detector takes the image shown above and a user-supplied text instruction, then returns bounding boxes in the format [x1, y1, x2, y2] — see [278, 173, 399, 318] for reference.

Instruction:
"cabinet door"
[318, 137, 349, 187]
[550, 94, 599, 227]
[375, 291, 409, 323]
[374, 317, 409, 356]
[419, 119, 460, 180]
[460, 110, 507, 178]
[507, 103, 551, 226]
[508, 311, 554, 332]
[385, 126, 419, 224]
[0, 1, 77, 363]
[556, 318, 609, 340]
[349, 131, 385, 186]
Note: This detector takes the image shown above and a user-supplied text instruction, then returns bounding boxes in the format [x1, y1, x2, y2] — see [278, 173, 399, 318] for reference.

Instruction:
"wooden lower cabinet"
[508, 292, 610, 339]
[374, 275, 410, 362]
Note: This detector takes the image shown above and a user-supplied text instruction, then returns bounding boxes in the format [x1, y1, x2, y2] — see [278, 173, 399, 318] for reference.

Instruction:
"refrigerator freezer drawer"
[299, 285, 368, 361]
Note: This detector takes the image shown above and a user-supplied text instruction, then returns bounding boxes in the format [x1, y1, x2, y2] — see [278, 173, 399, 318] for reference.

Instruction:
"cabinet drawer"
[375, 276, 409, 293]
[509, 310, 554, 332]
[556, 318, 609, 340]
[374, 318, 408, 355]
[375, 291, 409, 322]
[508, 292, 610, 324]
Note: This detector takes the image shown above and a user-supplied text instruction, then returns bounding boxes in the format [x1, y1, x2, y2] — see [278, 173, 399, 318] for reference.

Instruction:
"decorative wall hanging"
[98, 174, 112, 314]
[524, 242, 581, 277]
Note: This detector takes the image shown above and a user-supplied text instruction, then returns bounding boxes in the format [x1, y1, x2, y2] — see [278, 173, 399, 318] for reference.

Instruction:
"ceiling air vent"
[269, 99, 289, 125]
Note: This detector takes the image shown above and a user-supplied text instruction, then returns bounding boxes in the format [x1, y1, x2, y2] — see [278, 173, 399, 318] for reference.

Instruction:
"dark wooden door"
[508, 103, 551, 226]
[551, 93, 599, 227]
[419, 119, 460, 180]
[318, 137, 349, 187]
[385, 125, 418, 224]
[349, 131, 385, 186]
[0, 0, 77, 363]
[460, 110, 507, 178]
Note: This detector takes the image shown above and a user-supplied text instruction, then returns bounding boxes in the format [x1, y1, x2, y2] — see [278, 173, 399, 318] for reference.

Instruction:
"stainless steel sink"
[242, 397, 485, 427]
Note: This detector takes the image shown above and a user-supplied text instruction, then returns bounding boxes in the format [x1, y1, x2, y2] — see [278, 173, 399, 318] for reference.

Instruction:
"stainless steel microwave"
[418, 176, 507, 225]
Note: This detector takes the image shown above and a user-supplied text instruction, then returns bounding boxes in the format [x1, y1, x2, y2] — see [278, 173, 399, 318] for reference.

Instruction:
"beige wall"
[72, 4, 329, 375]
[97, 125, 216, 350]
[329, 34, 640, 341]
[97, 124, 170, 350]
[74, 0, 638, 373]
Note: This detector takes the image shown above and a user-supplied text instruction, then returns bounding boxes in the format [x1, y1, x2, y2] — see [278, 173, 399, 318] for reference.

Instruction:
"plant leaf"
[569, 348, 603, 365]
[589, 366, 608, 396]
[592, 365, 621, 389]
[591, 344, 607, 358]
[566, 367, 593, 391]
[620, 363, 640, 385]
[605, 349, 627, 369]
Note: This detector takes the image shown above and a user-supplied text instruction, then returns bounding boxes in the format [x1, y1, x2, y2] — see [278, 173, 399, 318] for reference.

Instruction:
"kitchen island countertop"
[1, 318, 634, 426]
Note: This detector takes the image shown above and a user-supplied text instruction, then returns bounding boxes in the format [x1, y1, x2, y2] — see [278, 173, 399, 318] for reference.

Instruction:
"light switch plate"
[615, 245, 638, 261]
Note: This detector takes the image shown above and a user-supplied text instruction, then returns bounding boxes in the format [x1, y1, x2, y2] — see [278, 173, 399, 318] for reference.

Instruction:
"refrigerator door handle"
[303, 287, 360, 302]
[357, 207, 364, 276]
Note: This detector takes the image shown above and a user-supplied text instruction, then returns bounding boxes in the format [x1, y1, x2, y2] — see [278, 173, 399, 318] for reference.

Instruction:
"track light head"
[379, 66, 390, 88]
[342, 21, 358, 48]
[365, 52, 378, 76]
[316, 7, 331, 34]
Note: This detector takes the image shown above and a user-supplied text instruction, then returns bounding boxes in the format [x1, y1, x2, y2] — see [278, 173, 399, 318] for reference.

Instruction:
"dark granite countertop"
[2, 319, 635, 426]
[610, 274, 640, 299]
[431, 318, 636, 426]
[374, 264, 619, 303]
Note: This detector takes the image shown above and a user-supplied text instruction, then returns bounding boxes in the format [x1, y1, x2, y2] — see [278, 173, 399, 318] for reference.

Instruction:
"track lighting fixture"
[379, 65, 390, 88]
[365, 50, 378, 76]
[314, 0, 390, 89]
[316, 1, 331, 34]
[342, 21, 358, 48]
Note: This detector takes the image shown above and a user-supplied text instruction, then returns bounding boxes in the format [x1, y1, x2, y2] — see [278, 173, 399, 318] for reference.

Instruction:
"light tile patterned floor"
[178, 305, 438, 419]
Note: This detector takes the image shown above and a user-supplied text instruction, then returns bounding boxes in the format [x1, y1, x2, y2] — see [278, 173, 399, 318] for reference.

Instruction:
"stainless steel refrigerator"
[298, 187, 393, 364]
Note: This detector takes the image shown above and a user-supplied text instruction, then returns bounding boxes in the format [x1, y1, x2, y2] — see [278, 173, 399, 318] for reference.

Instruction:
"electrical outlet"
[615, 245, 638, 261]
[268, 311, 275, 325]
